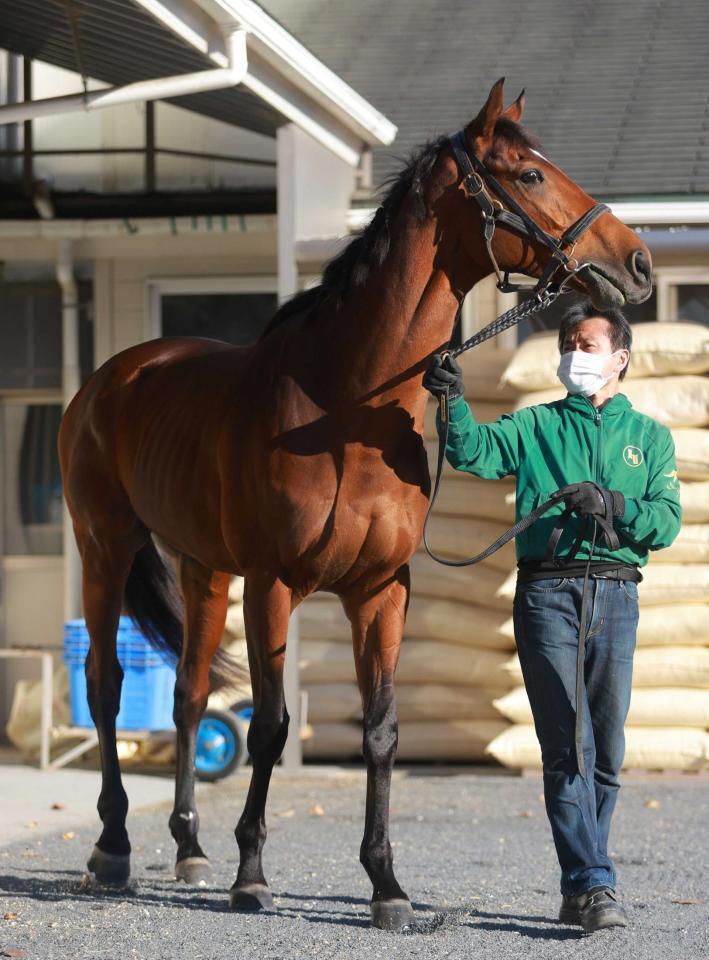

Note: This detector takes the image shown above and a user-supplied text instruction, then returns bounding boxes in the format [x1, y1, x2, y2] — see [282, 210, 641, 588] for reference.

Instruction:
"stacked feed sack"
[302, 347, 522, 761]
[486, 322, 709, 771]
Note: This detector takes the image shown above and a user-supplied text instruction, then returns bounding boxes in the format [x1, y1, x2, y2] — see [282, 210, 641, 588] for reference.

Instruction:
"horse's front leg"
[230, 575, 291, 912]
[342, 567, 414, 931]
[171, 557, 230, 884]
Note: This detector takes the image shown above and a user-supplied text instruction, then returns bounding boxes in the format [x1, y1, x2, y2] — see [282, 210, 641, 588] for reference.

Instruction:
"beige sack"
[228, 576, 245, 603]
[638, 564, 709, 605]
[501, 323, 709, 392]
[458, 347, 519, 401]
[300, 639, 513, 688]
[421, 515, 515, 572]
[304, 719, 509, 761]
[410, 554, 513, 612]
[299, 599, 349, 641]
[6, 665, 72, 757]
[503, 646, 709, 689]
[224, 602, 246, 639]
[514, 376, 709, 429]
[497, 564, 709, 607]
[634, 604, 709, 647]
[487, 723, 709, 771]
[673, 429, 709, 480]
[681, 481, 709, 523]
[306, 683, 509, 723]
[654, 524, 709, 564]
[494, 685, 709, 728]
[405, 598, 515, 650]
[418, 472, 516, 524]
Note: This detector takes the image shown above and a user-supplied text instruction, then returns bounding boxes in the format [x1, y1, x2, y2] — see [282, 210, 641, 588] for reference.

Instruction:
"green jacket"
[440, 392, 682, 566]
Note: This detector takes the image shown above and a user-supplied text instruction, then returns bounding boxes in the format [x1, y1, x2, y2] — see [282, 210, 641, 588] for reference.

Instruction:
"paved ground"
[1, 766, 707, 960]
[0, 748, 176, 848]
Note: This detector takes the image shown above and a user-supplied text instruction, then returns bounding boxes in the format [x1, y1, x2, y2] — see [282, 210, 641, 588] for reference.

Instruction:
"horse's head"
[451, 79, 652, 307]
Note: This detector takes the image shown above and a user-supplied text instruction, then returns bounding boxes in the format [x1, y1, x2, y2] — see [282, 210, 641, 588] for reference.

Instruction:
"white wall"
[28, 60, 276, 193]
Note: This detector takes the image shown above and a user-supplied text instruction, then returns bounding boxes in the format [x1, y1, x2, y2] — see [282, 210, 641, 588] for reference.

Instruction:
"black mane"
[259, 135, 448, 339]
[259, 117, 540, 340]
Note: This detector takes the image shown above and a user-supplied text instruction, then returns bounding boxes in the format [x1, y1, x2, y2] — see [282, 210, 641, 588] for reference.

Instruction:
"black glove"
[558, 482, 625, 520]
[423, 353, 464, 401]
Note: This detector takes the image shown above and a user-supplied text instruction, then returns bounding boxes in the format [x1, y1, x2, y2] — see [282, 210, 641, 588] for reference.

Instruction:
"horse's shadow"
[0, 873, 581, 939]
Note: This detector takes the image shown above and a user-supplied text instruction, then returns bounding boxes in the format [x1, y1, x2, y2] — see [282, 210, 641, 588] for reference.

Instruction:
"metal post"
[57, 240, 83, 622]
[39, 653, 53, 770]
[276, 125, 301, 770]
[145, 100, 156, 193]
[281, 608, 301, 770]
[22, 57, 32, 196]
[0, 52, 20, 181]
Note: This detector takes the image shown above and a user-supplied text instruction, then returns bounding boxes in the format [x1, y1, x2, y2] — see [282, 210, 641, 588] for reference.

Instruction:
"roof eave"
[135, 0, 397, 150]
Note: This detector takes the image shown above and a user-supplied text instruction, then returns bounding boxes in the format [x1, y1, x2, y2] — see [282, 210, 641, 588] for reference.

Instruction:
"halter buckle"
[462, 172, 485, 198]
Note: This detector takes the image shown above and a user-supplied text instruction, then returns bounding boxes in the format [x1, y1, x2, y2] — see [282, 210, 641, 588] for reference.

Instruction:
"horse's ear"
[503, 88, 525, 122]
[467, 77, 506, 143]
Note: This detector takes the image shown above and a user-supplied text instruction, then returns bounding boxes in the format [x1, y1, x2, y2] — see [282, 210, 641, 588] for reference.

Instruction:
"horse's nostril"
[631, 249, 652, 286]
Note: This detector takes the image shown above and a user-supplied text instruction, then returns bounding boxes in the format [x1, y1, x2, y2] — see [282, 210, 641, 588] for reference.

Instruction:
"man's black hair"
[558, 298, 632, 381]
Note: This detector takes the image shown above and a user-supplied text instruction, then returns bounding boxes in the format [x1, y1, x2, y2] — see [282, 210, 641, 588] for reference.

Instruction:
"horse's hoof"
[87, 845, 131, 886]
[370, 898, 415, 931]
[175, 856, 212, 885]
[229, 883, 275, 913]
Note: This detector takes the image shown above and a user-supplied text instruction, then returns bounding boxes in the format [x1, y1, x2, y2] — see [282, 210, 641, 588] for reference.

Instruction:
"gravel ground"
[1, 768, 707, 960]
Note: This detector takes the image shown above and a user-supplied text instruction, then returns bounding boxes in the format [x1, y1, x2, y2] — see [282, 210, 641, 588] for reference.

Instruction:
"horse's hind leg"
[230, 576, 291, 912]
[171, 556, 230, 884]
[342, 569, 414, 931]
[80, 526, 144, 885]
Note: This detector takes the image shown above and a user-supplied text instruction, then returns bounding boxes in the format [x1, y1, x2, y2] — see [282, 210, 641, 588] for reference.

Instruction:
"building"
[1, 0, 707, 751]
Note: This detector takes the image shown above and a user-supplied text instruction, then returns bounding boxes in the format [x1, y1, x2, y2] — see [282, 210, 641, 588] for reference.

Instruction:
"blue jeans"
[513, 575, 639, 897]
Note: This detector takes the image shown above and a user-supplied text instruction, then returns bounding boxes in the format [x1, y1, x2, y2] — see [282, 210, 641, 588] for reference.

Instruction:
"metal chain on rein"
[451, 284, 565, 359]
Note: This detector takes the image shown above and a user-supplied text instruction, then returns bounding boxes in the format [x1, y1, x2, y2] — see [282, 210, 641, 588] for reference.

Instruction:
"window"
[147, 277, 277, 346]
[675, 284, 709, 325]
[1, 402, 63, 556]
[0, 282, 94, 390]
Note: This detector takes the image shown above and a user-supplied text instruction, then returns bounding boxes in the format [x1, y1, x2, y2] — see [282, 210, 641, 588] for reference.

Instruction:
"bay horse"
[59, 79, 652, 929]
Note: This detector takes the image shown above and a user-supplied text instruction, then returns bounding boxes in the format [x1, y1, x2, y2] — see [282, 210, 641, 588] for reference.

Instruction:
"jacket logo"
[664, 469, 680, 491]
[623, 445, 644, 467]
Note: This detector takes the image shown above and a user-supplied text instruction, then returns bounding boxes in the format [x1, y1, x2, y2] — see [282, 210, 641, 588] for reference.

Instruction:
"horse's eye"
[520, 169, 544, 185]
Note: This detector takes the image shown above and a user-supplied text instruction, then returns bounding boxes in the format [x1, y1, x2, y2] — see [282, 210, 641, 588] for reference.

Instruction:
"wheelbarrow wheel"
[195, 708, 245, 782]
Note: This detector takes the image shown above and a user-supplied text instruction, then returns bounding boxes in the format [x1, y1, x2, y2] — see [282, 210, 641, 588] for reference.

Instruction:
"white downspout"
[56, 239, 82, 622]
[0, 29, 247, 126]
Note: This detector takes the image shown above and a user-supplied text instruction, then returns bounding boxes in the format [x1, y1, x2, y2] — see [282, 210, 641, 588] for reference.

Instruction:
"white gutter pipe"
[56, 239, 83, 622]
[0, 29, 247, 126]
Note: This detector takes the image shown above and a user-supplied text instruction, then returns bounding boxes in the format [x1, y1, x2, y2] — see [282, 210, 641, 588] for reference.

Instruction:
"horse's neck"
[311, 201, 483, 412]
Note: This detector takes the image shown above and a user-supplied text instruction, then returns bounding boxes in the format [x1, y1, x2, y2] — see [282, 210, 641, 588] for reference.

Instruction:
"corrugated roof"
[0, 0, 283, 137]
[262, 0, 709, 199]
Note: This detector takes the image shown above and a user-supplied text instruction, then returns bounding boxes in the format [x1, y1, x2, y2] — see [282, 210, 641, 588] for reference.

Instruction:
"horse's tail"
[124, 538, 248, 692]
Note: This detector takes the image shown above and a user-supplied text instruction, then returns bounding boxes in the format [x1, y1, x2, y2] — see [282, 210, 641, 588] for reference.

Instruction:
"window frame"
[653, 266, 709, 324]
[144, 275, 279, 341]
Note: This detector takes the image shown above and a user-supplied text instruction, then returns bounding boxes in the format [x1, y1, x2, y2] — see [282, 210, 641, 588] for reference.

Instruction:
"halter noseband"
[449, 130, 609, 297]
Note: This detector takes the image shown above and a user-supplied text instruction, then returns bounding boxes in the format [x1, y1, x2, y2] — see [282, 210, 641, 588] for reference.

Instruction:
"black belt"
[518, 561, 642, 583]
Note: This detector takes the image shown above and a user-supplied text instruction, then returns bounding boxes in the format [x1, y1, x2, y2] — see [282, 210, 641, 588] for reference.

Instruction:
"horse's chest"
[271, 444, 427, 583]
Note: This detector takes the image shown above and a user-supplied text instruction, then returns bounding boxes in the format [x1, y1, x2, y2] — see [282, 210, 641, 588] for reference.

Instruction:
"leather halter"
[449, 130, 609, 296]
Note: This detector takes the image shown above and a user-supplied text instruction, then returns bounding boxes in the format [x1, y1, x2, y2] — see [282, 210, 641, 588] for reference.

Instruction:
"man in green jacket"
[424, 299, 681, 934]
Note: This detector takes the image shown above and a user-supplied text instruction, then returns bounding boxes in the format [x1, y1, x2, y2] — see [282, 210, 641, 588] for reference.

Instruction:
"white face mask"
[557, 349, 622, 396]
